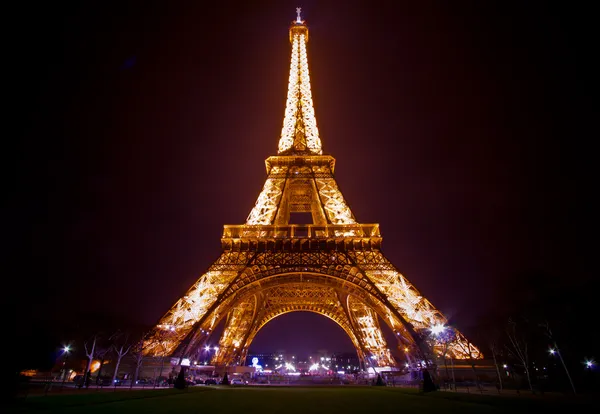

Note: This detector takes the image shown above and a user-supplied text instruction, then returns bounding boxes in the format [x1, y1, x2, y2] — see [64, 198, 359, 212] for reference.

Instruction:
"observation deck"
[221, 224, 382, 251]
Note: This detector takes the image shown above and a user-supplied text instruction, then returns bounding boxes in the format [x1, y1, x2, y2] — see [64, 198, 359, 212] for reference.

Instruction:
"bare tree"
[93, 343, 111, 384]
[539, 320, 576, 394]
[505, 318, 533, 392]
[109, 330, 132, 385]
[129, 339, 147, 389]
[154, 353, 166, 388]
[83, 334, 100, 386]
[434, 329, 457, 390]
[489, 339, 503, 391]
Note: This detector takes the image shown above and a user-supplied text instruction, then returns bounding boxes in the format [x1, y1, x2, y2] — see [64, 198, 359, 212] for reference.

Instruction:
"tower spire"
[278, 10, 322, 155]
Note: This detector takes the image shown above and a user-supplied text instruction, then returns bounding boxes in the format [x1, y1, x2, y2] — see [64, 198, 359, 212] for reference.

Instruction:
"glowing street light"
[60, 344, 72, 389]
[549, 343, 577, 394]
[204, 346, 210, 351]
[585, 359, 594, 369]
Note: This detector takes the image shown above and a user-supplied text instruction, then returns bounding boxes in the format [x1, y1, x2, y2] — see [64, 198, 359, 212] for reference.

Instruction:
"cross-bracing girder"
[347, 250, 481, 359]
[246, 174, 286, 225]
[212, 295, 257, 366]
[245, 162, 355, 227]
[143, 251, 253, 356]
[347, 295, 396, 367]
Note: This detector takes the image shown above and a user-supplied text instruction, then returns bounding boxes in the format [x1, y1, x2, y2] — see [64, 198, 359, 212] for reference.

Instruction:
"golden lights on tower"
[278, 9, 322, 155]
[143, 10, 482, 366]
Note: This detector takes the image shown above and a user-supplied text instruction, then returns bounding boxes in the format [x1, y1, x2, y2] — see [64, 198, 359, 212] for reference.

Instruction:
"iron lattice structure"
[144, 12, 482, 369]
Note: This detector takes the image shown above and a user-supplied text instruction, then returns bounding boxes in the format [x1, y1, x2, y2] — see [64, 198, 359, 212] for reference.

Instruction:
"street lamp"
[548, 345, 576, 394]
[60, 345, 71, 389]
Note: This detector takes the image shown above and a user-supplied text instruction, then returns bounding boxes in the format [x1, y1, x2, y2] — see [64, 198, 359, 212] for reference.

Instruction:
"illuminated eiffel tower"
[144, 10, 482, 370]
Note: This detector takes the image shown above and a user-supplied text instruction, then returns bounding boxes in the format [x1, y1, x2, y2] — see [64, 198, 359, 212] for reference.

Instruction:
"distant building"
[331, 352, 361, 373]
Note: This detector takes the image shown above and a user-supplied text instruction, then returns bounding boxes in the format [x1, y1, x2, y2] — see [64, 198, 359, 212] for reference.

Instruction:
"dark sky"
[9, 1, 596, 365]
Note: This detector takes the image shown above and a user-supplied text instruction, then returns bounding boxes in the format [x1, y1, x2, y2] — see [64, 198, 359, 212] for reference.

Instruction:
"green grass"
[6, 386, 596, 414]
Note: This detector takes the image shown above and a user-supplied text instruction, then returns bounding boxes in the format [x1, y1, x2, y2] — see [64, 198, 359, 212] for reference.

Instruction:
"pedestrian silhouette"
[421, 369, 436, 392]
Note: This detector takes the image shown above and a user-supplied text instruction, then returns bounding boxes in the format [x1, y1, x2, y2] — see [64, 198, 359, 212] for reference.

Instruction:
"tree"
[82, 334, 100, 387]
[109, 330, 132, 386]
[221, 372, 230, 385]
[94, 343, 111, 384]
[505, 318, 534, 392]
[129, 339, 147, 389]
[434, 329, 457, 390]
[489, 339, 503, 391]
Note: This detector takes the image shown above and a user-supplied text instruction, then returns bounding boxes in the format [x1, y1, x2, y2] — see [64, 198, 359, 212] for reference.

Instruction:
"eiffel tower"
[144, 10, 482, 370]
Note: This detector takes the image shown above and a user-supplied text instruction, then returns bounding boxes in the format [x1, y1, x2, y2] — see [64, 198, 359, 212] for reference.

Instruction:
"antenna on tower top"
[296, 7, 302, 23]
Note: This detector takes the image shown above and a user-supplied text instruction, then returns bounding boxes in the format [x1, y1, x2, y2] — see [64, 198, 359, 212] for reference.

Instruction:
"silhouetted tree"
[82, 333, 100, 387]
[506, 318, 533, 392]
[109, 330, 131, 386]
[94, 343, 111, 384]
[130, 339, 147, 388]
[489, 339, 503, 391]
[221, 372, 230, 385]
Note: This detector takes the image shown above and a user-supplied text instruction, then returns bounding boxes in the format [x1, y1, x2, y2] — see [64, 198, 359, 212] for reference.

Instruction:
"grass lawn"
[6, 385, 596, 414]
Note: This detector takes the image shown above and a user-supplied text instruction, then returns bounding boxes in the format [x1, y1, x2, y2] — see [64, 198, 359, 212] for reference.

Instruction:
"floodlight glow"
[585, 360, 594, 368]
[549, 349, 556, 355]
[205, 346, 210, 351]
[430, 324, 446, 335]
[309, 363, 320, 371]
[285, 362, 296, 371]
[63, 345, 71, 353]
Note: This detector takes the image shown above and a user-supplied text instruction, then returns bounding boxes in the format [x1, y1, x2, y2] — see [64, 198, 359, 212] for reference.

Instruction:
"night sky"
[9, 1, 596, 367]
